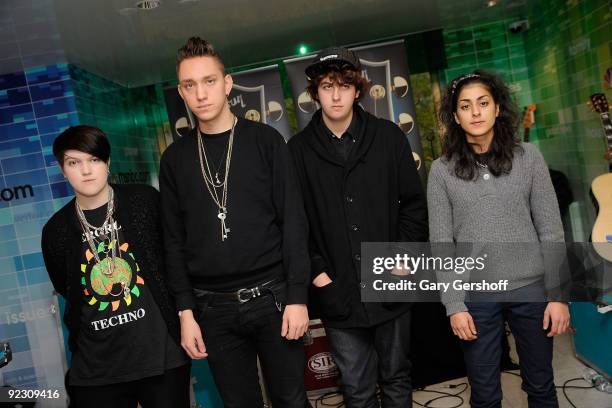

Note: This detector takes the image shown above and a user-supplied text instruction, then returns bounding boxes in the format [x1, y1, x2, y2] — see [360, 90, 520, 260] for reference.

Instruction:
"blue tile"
[46, 165, 63, 183]
[0, 71, 27, 91]
[36, 112, 78, 134]
[29, 79, 73, 102]
[0, 257, 22, 273]
[0, 87, 31, 108]
[25, 268, 50, 286]
[11, 201, 55, 224]
[5, 169, 48, 187]
[33, 96, 76, 117]
[0, 273, 18, 290]
[15, 219, 46, 238]
[0, 104, 34, 125]
[1, 152, 45, 174]
[0, 224, 16, 241]
[0, 137, 41, 160]
[22, 252, 44, 269]
[0, 121, 38, 142]
[50, 180, 72, 199]
[0, 239, 18, 257]
[19, 236, 42, 255]
[0, 321, 26, 338]
[2, 367, 36, 386]
[43, 150, 57, 167]
[39, 132, 58, 148]
[25, 63, 70, 85]
[7, 335, 31, 353]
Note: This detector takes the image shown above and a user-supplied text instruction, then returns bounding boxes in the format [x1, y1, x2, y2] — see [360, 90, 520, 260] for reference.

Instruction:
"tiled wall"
[0, 66, 75, 398]
[71, 66, 168, 187]
[440, 0, 612, 240]
[523, 0, 611, 239]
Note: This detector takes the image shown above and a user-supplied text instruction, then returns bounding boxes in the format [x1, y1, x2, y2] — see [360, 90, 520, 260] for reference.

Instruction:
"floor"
[306, 333, 612, 408]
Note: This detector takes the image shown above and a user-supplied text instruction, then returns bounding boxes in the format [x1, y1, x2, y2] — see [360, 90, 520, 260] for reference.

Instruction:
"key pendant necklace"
[198, 116, 236, 241]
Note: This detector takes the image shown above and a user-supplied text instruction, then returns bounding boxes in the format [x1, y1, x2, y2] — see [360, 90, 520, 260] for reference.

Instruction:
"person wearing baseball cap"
[289, 47, 428, 407]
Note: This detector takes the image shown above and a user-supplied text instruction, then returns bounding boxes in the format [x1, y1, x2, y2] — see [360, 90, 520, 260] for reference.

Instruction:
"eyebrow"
[180, 75, 217, 84]
[459, 95, 490, 102]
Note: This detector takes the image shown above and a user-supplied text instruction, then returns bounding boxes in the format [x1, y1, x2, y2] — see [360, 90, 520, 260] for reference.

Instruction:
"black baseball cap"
[305, 47, 362, 79]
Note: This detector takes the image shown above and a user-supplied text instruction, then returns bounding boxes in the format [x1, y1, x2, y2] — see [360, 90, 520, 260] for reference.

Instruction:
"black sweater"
[288, 107, 429, 328]
[159, 118, 310, 311]
[41, 184, 180, 352]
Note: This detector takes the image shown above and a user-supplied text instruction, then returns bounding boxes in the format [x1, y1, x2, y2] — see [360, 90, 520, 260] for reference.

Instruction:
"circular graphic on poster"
[398, 113, 415, 134]
[392, 76, 409, 98]
[175, 117, 191, 138]
[298, 91, 318, 114]
[245, 109, 261, 122]
[267, 101, 284, 122]
[412, 152, 422, 170]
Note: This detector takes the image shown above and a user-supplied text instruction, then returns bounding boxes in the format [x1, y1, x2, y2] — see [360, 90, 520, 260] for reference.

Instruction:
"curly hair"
[438, 69, 521, 181]
[306, 63, 370, 103]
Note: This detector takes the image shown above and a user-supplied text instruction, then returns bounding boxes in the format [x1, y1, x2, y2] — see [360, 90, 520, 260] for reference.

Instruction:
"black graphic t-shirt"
[69, 203, 188, 386]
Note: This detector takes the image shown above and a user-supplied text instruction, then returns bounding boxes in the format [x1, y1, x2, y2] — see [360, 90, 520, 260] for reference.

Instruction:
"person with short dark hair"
[288, 47, 428, 408]
[160, 37, 310, 408]
[41, 125, 190, 407]
[429, 70, 570, 407]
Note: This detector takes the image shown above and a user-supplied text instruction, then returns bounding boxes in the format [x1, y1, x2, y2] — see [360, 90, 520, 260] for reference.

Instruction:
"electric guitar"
[589, 93, 612, 261]
[522, 104, 537, 142]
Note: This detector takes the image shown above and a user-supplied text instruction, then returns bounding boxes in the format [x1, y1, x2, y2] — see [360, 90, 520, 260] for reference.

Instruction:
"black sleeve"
[41, 223, 67, 299]
[159, 147, 197, 312]
[288, 139, 329, 281]
[270, 131, 310, 304]
[395, 127, 429, 242]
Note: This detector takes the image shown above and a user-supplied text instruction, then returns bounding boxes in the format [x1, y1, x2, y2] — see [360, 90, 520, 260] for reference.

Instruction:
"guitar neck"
[600, 112, 612, 171]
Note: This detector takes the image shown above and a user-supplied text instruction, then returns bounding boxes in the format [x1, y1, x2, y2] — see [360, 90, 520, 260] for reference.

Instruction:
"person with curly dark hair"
[289, 47, 428, 407]
[428, 70, 569, 407]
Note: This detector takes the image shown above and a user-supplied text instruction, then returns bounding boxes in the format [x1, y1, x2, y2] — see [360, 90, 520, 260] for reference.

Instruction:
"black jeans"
[463, 284, 558, 408]
[324, 309, 412, 408]
[194, 282, 308, 408]
[68, 364, 190, 408]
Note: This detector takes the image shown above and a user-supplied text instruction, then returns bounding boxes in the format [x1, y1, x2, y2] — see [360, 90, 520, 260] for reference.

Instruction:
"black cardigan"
[288, 107, 429, 328]
[41, 184, 180, 352]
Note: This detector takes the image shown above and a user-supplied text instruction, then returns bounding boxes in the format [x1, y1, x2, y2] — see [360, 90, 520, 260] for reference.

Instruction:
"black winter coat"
[288, 107, 429, 328]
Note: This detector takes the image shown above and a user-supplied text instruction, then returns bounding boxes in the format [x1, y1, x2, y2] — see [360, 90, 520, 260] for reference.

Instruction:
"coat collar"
[304, 105, 378, 168]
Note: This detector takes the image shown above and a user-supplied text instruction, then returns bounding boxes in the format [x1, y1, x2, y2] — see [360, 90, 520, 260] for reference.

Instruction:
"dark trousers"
[68, 364, 190, 408]
[324, 309, 412, 408]
[462, 298, 558, 408]
[194, 282, 308, 408]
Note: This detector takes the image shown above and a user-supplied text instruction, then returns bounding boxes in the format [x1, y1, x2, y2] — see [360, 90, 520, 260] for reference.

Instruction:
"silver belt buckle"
[237, 286, 261, 303]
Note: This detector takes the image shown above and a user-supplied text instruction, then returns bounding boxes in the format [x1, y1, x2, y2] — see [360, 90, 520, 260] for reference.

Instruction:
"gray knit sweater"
[427, 142, 565, 315]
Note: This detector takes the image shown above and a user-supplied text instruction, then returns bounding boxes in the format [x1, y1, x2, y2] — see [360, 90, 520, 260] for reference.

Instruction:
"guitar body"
[591, 173, 612, 261]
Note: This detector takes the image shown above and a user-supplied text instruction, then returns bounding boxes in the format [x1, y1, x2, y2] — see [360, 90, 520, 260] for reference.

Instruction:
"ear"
[355, 89, 360, 100]
[495, 104, 500, 117]
[453, 112, 460, 124]
[224, 74, 233, 97]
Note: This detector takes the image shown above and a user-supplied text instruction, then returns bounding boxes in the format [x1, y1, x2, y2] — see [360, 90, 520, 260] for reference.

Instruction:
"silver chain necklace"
[197, 116, 237, 241]
[75, 186, 129, 299]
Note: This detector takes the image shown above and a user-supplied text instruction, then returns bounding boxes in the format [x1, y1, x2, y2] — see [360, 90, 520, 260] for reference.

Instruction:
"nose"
[332, 85, 341, 100]
[195, 83, 207, 101]
[81, 161, 92, 175]
[472, 105, 481, 117]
